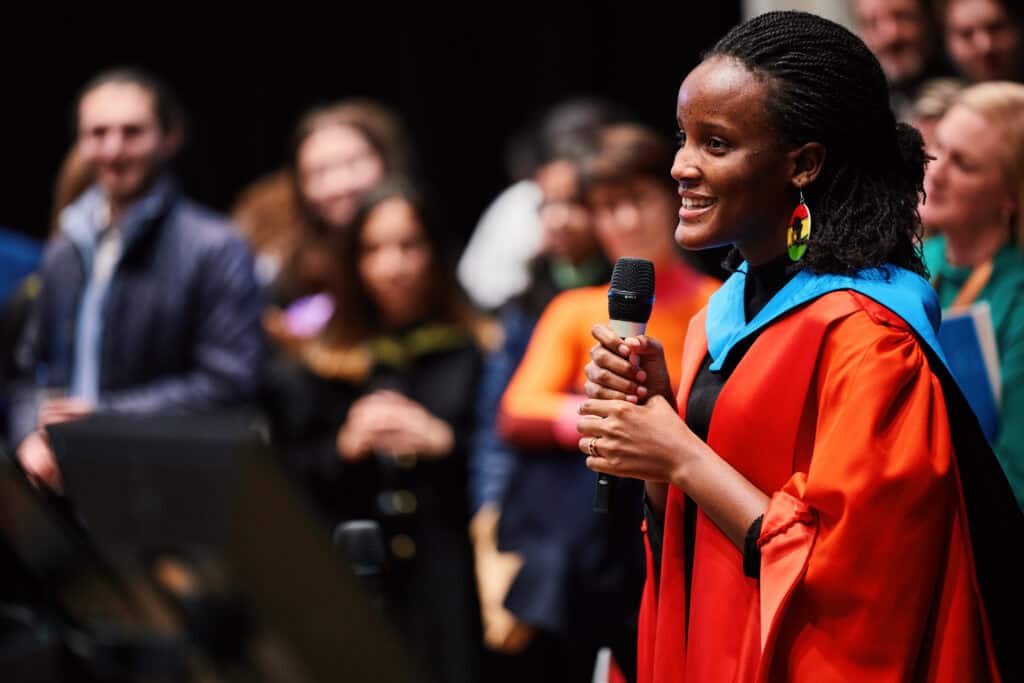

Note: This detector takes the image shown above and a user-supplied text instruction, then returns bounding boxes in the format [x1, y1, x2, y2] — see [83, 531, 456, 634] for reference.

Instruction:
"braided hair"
[708, 11, 928, 276]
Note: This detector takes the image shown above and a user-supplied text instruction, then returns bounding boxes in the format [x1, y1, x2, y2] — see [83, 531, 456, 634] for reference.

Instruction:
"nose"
[972, 29, 994, 55]
[542, 203, 570, 233]
[378, 246, 409, 280]
[324, 166, 360, 197]
[613, 202, 640, 230]
[99, 130, 125, 159]
[671, 146, 700, 185]
[925, 152, 948, 190]
[876, 16, 902, 46]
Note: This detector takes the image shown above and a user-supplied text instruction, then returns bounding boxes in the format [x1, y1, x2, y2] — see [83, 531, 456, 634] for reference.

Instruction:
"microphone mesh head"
[608, 257, 655, 323]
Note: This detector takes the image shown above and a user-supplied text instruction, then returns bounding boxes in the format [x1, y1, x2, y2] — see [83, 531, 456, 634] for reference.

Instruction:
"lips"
[679, 195, 718, 222]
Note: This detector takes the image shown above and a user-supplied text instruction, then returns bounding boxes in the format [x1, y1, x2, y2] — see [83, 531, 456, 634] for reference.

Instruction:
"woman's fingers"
[577, 398, 623, 419]
[593, 324, 665, 356]
[582, 380, 636, 402]
[584, 360, 639, 395]
[589, 342, 638, 377]
[623, 334, 663, 354]
[591, 324, 629, 355]
[575, 414, 604, 436]
[584, 454, 614, 475]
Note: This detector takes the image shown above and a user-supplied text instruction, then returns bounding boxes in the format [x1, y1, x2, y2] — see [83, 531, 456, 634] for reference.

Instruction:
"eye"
[401, 236, 427, 253]
[675, 130, 686, 147]
[707, 137, 730, 153]
[950, 153, 975, 173]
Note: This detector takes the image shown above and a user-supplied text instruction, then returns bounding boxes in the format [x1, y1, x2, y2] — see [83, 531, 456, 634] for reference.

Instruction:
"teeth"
[681, 197, 716, 209]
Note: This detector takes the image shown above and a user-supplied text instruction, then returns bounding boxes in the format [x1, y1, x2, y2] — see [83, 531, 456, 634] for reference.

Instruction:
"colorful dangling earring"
[787, 190, 811, 262]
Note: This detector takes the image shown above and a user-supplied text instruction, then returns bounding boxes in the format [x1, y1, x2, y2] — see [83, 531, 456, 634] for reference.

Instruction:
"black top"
[646, 255, 796, 588]
[268, 330, 484, 683]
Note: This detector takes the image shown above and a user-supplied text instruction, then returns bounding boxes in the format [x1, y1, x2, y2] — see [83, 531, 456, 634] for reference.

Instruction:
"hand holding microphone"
[589, 258, 656, 513]
[580, 259, 712, 519]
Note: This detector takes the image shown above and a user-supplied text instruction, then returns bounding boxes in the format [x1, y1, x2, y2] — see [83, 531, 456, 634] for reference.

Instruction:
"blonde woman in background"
[920, 80, 1024, 507]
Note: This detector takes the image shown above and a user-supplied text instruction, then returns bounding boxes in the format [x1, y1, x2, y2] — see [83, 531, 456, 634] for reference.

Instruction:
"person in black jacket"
[9, 68, 264, 489]
[270, 181, 491, 683]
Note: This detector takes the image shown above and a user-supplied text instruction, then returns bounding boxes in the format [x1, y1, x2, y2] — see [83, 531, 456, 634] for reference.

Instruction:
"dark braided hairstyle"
[708, 11, 928, 276]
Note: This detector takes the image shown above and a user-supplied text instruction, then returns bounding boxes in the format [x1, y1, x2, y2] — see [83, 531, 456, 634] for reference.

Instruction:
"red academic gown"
[638, 290, 1015, 682]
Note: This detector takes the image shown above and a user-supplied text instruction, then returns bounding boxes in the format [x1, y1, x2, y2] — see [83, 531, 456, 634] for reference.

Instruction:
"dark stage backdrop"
[2, 4, 740, 244]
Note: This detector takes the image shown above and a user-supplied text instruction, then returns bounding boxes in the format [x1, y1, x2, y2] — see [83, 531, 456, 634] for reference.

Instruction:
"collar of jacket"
[706, 263, 945, 373]
[60, 174, 178, 265]
[368, 323, 474, 370]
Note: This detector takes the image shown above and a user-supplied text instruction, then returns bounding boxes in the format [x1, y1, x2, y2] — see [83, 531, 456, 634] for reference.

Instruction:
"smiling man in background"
[852, 0, 955, 118]
[9, 68, 264, 489]
[940, 0, 1023, 83]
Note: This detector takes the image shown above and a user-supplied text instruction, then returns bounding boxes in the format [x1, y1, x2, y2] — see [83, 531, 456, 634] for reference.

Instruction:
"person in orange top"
[495, 124, 718, 683]
[498, 257, 715, 452]
[579, 11, 1023, 683]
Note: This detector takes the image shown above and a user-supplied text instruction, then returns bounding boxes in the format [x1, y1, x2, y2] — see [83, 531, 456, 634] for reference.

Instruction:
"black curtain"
[2, 4, 740, 243]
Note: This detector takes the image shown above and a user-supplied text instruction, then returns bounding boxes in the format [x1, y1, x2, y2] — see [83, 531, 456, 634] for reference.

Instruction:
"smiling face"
[77, 81, 175, 204]
[853, 0, 932, 85]
[357, 197, 434, 329]
[297, 124, 386, 231]
[534, 160, 598, 264]
[671, 56, 801, 265]
[945, 0, 1023, 82]
[920, 103, 1015, 239]
[586, 175, 679, 265]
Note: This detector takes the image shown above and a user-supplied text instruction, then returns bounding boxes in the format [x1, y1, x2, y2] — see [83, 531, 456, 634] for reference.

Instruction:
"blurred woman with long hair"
[271, 181, 489, 683]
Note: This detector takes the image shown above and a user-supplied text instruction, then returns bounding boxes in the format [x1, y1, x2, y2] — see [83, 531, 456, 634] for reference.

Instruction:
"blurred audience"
[0, 229, 41, 314]
[268, 182, 492, 683]
[852, 0, 954, 119]
[939, 0, 1024, 82]
[919, 80, 1024, 506]
[7, 68, 264, 490]
[908, 77, 967, 155]
[457, 99, 626, 310]
[231, 169, 303, 290]
[467, 117, 611, 658]
[910, 77, 966, 237]
[244, 99, 411, 345]
[0, 228, 42, 442]
[493, 125, 719, 682]
[51, 146, 95, 233]
[2, 149, 94, 444]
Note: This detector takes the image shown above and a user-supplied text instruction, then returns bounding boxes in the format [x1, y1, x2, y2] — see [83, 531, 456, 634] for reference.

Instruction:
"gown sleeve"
[757, 311, 993, 682]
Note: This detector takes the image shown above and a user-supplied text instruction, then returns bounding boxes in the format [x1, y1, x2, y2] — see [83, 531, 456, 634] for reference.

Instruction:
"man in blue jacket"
[10, 69, 265, 488]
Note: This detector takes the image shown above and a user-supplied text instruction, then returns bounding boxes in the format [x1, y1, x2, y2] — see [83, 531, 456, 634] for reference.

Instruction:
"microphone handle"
[594, 319, 648, 514]
[594, 472, 616, 514]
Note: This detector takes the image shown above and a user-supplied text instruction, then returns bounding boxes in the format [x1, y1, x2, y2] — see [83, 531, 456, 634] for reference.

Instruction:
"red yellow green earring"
[787, 191, 811, 262]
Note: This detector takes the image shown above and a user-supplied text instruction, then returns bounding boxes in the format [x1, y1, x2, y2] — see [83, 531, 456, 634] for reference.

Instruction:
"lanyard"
[932, 259, 994, 312]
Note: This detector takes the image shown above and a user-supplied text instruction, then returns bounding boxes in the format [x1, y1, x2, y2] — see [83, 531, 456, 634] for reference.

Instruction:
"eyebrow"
[677, 117, 737, 136]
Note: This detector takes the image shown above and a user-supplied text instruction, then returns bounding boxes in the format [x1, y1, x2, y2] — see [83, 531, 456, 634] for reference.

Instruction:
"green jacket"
[924, 236, 1024, 509]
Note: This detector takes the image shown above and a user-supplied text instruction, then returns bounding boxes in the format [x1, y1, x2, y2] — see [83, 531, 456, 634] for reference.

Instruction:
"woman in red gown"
[577, 11, 1023, 682]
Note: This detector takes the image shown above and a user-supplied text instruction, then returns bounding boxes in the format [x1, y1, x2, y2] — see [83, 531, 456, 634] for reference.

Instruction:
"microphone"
[595, 257, 655, 514]
[333, 519, 386, 608]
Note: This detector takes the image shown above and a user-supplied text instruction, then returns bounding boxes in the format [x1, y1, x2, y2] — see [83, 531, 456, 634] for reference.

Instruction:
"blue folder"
[936, 302, 1001, 442]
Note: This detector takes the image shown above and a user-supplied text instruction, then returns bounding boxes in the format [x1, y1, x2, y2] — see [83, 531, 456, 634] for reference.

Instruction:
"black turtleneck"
[686, 254, 795, 442]
[645, 255, 797, 596]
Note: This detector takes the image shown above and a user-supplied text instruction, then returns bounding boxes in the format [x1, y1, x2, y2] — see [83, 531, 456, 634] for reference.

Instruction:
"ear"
[159, 126, 184, 161]
[788, 142, 826, 190]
